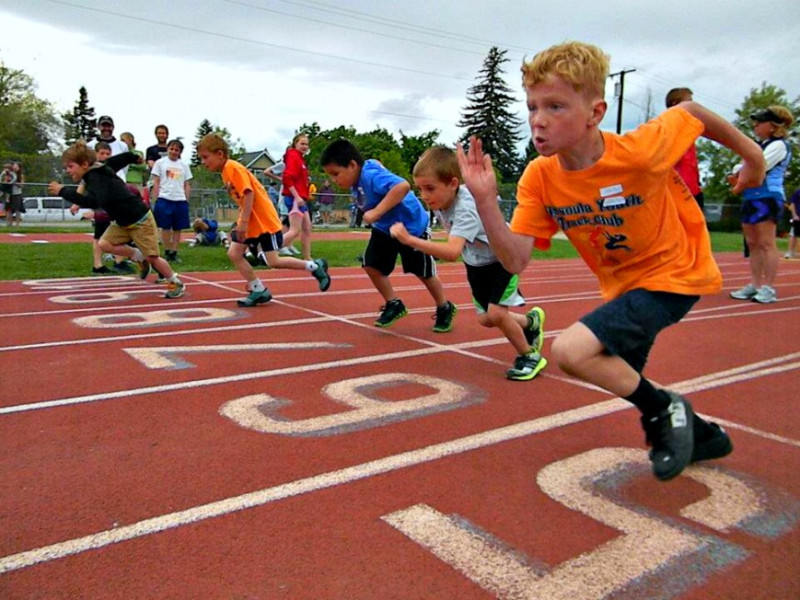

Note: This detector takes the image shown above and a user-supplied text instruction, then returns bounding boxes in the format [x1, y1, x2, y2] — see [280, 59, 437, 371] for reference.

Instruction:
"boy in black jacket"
[48, 140, 185, 298]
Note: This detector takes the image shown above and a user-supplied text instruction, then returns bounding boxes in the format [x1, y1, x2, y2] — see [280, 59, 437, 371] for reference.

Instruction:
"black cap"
[98, 115, 114, 126]
[750, 108, 783, 125]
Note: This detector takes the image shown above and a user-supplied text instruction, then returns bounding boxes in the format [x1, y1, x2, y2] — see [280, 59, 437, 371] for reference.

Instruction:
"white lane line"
[0, 398, 631, 574]
[3, 350, 800, 574]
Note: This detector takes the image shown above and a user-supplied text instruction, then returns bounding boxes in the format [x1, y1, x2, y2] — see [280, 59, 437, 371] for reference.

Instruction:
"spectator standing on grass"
[457, 41, 765, 482]
[665, 88, 705, 211]
[151, 139, 193, 263]
[280, 133, 315, 260]
[321, 138, 456, 332]
[2, 162, 19, 226]
[49, 140, 185, 298]
[145, 124, 170, 168]
[729, 106, 794, 304]
[317, 179, 335, 225]
[94, 115, 129, 180]
[196, 133, 331, 307]
[120, 132, 148, 190]
[391, 146, 546, 380]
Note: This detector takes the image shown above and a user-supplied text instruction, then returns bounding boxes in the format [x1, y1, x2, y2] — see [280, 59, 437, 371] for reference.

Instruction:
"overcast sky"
[1, 0, 798, 159]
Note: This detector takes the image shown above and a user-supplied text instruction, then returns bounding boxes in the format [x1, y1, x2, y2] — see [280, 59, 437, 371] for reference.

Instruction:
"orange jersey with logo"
[222, 159, 282, 238]
[512, 107, 721, 300]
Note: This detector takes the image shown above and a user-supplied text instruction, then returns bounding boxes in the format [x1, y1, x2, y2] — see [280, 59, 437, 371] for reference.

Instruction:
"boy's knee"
[551, 333, 579, 374]
[97, 240, 112, 253]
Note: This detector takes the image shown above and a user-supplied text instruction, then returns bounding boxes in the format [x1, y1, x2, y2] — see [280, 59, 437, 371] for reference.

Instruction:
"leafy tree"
[398, 129, 441, 175]
[457, 46, 524, 182]
[0, 59, 61, 156]
[698, 82, 799, 226]
[63, 86, 96, 145]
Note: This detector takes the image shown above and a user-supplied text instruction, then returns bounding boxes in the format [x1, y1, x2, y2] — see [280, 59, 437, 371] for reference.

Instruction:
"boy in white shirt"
[151, 139, 193, 263]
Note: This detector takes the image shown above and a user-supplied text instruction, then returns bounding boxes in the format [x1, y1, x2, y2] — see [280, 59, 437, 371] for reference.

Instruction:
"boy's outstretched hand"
[456, 136, 497, 204]
[47, 181, 63, 196]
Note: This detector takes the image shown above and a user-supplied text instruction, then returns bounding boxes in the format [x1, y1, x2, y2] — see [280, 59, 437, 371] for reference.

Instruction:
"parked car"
[20, 197, 92, 222]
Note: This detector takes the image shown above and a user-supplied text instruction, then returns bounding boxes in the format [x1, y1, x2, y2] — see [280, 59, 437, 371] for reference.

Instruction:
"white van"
[20, 197, 92, 222]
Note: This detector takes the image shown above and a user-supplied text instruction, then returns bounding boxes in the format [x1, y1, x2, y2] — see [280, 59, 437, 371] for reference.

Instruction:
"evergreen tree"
[63, 86, 96, 145]
[457, 46, 524, 183]
[191, 118, 214, 166]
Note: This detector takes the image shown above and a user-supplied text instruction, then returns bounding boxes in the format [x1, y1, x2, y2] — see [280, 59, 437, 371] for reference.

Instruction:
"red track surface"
[1, 253, 799, 599]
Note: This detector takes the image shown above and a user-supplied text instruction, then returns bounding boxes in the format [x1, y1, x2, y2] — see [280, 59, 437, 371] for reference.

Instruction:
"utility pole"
[610, 69, 636, 133]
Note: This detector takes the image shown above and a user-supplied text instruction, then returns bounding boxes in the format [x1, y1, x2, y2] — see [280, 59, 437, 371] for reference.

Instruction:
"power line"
[43, 0, 474, 82]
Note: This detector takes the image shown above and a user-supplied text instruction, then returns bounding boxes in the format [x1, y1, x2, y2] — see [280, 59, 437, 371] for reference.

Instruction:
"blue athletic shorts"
[283, 195, 309, 214]
[741, 195, 783, 225]
[153, 199, 190, 230]
[579, 289, 699, 373]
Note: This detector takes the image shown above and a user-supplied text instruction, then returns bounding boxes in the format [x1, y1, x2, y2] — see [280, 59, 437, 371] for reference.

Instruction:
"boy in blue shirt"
[391, 146, 546, 380]
[321, 139, 456, 331]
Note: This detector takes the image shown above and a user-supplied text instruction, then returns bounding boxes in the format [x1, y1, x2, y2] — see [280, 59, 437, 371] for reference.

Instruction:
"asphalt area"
[1, 250, 799, 599]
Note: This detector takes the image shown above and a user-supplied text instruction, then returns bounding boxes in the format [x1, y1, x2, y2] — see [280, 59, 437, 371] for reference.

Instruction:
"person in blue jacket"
[729, 106, 795, 304]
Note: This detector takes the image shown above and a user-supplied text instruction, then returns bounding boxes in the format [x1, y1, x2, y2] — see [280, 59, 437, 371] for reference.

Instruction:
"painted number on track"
[383, 447, 799, 600]
[220, 373, 485, 436]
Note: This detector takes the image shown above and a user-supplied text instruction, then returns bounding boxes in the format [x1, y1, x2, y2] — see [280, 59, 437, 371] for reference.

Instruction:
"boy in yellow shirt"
[458, 41, 765, 481]
[196, 134, 331, 306]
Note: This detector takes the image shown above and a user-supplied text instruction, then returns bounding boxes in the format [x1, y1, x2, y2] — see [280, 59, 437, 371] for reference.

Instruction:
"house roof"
[240, 149, 278, 170]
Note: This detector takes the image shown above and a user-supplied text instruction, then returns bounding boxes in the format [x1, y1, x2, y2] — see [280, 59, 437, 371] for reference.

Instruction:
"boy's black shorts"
[231, 229, 283, 257]
[363, 227, 436, 279]
[579, 289, 699, 373]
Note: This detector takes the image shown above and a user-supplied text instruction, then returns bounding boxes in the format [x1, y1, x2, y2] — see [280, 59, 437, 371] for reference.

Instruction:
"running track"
[1, 253, 799, 599]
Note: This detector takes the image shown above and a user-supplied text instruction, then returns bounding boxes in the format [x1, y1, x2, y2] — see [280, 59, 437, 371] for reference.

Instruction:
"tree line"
[0, 49, 797, 226]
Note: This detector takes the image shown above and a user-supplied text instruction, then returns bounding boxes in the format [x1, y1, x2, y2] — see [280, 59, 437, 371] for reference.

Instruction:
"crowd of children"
[36, 38, 793, 482]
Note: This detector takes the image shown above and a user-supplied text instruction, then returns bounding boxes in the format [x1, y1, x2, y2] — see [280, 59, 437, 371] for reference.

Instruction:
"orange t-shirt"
[222, 160, 282, 238]
[512, 107, 721, 300]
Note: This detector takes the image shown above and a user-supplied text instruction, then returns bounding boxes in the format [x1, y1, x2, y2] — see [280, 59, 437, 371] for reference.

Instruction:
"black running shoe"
[375, 298, 407, 327]
[432, 301, 457, 332]
[505, 352, 547, 381]
[312, 258, 331, 291]
[91, 266, 112, 275]
[641, 391, 694, 481]
[523, 306, 545, 353]
[691, 422, 733, 463]
[112, 261, 135, 274]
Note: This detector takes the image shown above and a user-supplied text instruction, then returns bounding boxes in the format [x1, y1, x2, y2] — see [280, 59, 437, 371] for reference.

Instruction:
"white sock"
[131, 248, 144, 262]
[305, 260, 316, 272]
[249, 279, 265, 292]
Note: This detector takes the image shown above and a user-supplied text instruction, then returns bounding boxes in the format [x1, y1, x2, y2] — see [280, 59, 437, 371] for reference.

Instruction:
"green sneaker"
[523, 306, 546, 353]
[375, 299, 407, 327]
[505, 352, 547, 381]
[164, 279, 185, 299]
[237, 288, 272, 307]
[432, 301, 457, 333]
[312, 258, 331, 291]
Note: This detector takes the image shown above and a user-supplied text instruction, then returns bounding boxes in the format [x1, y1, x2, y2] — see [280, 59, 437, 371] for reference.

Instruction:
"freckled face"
[526, 74, 598, 157]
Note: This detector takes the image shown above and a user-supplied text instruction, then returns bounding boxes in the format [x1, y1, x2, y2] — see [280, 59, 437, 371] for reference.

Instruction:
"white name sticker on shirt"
[602, 196, 627, 209]
[600, 184, 623, 197]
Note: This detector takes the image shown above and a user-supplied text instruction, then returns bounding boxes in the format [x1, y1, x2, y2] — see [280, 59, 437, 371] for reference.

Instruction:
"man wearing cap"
[729, 105, 795, 304]
[95, 115, 131, 181]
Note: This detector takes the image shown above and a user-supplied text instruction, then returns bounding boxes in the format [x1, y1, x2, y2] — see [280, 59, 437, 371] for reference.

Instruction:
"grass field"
[0, 228, 781, 281]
